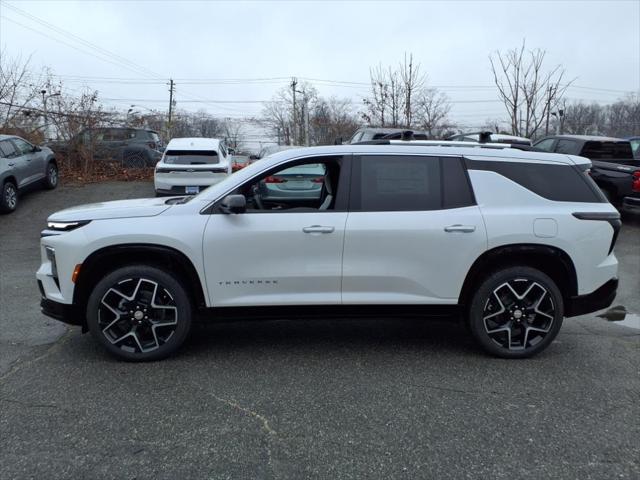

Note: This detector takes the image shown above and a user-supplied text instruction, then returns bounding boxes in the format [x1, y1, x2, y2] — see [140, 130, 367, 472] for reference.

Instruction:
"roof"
[545, 135, 628, 142]
[0, 134, 17, 141]
[165, 137, 222, 150]
[257, 142, 588, 166]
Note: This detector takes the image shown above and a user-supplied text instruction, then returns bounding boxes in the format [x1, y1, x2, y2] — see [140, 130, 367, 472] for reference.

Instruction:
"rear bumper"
[566, 278, 618, 317]
[623, 195, 640, 208]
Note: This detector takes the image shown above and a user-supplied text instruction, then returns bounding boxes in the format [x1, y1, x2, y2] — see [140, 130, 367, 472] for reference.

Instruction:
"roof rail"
[352, 139, 542, 152]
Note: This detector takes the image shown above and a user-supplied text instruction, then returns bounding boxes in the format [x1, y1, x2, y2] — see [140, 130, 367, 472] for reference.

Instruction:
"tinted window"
[0, 140, 19, 158]
[354, 155, 441, 211]
[442, 157, 475, 208]
[555, 139, 579, 154]
[534, 139, 555, 152]
[581, 141, 633, 160]
[467, 160, 605, 203]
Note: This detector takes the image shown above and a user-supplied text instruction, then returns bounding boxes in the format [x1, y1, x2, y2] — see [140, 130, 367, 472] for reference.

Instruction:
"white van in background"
[154, 138, 232, 196]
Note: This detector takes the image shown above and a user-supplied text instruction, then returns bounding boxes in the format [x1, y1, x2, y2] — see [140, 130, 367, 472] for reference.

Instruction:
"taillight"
[264, 176, 285, 183]
[312, 177, 324, 183]
[633, 171, 640, 192]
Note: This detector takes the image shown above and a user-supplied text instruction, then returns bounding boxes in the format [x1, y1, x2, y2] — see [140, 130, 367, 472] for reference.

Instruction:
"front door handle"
[303, 225, 335, 234]
[444, 224, 476, 233]
[8, 162, 15, 167]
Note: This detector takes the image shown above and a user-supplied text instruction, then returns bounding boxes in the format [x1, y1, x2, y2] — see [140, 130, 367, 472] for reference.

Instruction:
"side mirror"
[33, 145, 42, 152]
[220, 194, 246, 214]
[334, 137, 343, 145]
[249, 155, 258, 161]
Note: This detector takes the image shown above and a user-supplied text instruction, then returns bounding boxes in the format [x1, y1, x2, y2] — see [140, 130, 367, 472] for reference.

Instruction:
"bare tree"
[489, 40, 573, 138]
[362, 64, 389, 126]
[262, 81, 318, 145]
[310, 96, 360, 145]
[223, 120, 245, 150]
[0, 51, 48, 133]
[415, 88, 452, 138]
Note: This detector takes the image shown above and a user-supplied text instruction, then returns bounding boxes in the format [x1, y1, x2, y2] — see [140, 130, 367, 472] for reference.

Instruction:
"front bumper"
[40, 296, 82, 325]
[565, 278, 618, 317]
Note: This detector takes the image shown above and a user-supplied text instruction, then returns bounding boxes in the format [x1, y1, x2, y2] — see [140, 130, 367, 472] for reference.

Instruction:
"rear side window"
[442, 157, 475, 208]
[466, 160, 606, 203]
[353, 155, 441, 211]
[0, 140, 19, 158]
[164, 150, 219, 164]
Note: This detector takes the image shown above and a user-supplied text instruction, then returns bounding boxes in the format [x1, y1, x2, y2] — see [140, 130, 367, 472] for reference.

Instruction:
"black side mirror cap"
[33, 145, 42, 152]
[249, 155, 258, 161]
[220, 194, 246, 214]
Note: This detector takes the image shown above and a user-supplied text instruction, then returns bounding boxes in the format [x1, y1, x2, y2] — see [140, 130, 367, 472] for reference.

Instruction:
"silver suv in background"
[0, 135, 58, 213]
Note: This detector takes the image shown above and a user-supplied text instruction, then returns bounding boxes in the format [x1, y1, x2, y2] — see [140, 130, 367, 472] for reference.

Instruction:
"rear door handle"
[8, 162, 15, 167]
[303, 225, 335, 234]
[444, 224, 476, 233]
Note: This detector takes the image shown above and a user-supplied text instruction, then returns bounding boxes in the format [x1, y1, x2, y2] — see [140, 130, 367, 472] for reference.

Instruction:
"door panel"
[10, 139, 41, 184]
[342, 207, 487, 304]
[203, 212, 348, 306]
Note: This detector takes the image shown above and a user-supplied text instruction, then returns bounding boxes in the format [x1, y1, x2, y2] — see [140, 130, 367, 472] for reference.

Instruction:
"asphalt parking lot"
[0, 182, 638, 480]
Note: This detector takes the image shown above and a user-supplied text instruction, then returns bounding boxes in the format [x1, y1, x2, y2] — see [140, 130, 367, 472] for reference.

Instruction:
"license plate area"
[185, 186, 200, 194]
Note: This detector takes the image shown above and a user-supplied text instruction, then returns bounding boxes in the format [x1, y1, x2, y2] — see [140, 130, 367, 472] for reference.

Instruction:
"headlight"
[45, 246, 58, 279]
[46, 220, 90, 231]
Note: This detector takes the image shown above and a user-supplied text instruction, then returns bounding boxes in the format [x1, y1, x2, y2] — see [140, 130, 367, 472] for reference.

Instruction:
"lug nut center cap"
[134, 310, 144, 321]
[513, 309, 523, 319]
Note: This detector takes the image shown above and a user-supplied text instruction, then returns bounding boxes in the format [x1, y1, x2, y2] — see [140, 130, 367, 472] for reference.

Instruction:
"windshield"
[164, 150, 219, 164]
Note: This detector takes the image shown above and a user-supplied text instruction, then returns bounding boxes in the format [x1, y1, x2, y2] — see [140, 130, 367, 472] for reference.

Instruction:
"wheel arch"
[458, 243, 578, 308]
[73, 243, 207, 322]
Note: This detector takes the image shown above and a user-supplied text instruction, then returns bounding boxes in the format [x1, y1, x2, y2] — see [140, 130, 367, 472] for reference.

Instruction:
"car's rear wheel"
[468, 266, 563, 359]
[86, 265, 192, 361]
[0, 181, 18, 213]
[43, 161, 59, 189]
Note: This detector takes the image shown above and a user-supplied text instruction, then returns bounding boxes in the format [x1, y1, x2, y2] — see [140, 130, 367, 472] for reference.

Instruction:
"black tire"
[43, 161, 59, 190]
[468, 266, 564, 359]
[0, 181, 18, 213]
[86, 265, 192, 361]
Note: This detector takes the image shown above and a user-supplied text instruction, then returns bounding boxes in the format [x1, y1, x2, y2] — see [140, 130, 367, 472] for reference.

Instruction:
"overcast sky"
[1, 0, 639, 128]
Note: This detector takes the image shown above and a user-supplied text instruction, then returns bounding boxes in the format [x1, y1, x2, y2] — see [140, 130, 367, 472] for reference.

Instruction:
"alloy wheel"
[98, 277, 178, 354]
[482, 278, 555, 351]
[49, 165, 58, 186]
[5, 184, 17, 209]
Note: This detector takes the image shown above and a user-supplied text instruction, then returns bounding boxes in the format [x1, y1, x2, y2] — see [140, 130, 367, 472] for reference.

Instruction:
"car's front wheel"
[468, 266, 564, 359]
[86, 265, 192, 361]
[0, 181, 18, 213]
[43, 161, 59, 189]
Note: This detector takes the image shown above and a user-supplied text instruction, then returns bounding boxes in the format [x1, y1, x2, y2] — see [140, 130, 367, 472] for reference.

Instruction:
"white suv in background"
[37, 142, 620, 361]
[154, 137, 232, 196]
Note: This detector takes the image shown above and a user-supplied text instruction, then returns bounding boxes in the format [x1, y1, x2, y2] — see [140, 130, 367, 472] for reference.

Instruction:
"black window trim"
[349, 153, 477, 213]
[204, 154, 352, 215]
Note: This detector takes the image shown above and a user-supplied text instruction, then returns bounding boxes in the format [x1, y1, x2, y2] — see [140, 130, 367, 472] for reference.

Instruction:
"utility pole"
[545, 85, 555, 136]
[303, 92, 310, 146]
[291, 77, 298, 145]
[168, 79, 175, 138]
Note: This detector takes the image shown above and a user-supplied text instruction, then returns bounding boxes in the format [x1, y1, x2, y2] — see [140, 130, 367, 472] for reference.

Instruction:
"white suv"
[37, 142, 620, 361]
[154, 137, 232, 196]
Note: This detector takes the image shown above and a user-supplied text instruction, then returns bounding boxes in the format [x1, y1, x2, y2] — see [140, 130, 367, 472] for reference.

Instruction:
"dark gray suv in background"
[0, 134, 58, 213]
[48, 127, 163, 168]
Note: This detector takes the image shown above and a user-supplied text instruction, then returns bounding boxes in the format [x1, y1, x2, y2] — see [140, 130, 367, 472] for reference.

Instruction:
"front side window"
[232, 157, 342, 212]
[534, 138, 555, 152]
[11, 138, 33, 155]
[353, 155, 442, 212]
[164, 150, 219, 165]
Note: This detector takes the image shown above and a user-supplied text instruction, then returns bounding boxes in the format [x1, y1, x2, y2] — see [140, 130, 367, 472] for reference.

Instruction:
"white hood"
[48, 197, 172, 222]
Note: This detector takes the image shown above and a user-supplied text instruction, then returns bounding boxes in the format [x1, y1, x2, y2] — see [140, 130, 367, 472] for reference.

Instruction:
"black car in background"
[47, 127, 163, 168]
[533, 135, 640, 206]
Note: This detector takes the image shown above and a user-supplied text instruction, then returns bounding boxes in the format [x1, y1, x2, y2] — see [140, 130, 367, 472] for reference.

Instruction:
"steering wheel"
[252, 184, 265, 210]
